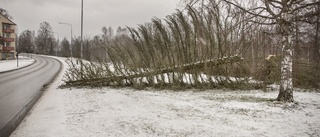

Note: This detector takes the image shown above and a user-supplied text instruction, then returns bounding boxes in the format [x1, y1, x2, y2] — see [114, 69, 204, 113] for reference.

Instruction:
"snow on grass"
[10, 57, 320, 137]
[12, 89, 320, 136]
[0, 56, 34, 73]
[60, 89, 320, 137]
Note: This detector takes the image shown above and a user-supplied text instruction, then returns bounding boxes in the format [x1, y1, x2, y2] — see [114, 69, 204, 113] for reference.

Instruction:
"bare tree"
[63, 5, 252, 89]
[72, 36, 91, 60]
[35, 22, 55, 55]
[180, 0, 320, 102]
[313, 2, 320, 64]
[18, 30, 35, 53]
[224, 0, 320, 102]
[60, 38, 71, 57]
[102, 26, 114, 44]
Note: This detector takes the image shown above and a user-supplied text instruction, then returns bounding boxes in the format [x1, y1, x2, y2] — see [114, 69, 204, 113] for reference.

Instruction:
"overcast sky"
[1, 0, 181, 41]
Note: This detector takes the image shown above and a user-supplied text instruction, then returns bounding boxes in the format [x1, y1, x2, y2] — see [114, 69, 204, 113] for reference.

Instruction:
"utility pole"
[80, 0, 84, 78]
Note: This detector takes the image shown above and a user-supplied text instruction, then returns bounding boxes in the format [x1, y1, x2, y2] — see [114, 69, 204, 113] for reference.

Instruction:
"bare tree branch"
[223, 0, 275, 20]
[264, 0, 280, 18]
[292, 1, 320, 13]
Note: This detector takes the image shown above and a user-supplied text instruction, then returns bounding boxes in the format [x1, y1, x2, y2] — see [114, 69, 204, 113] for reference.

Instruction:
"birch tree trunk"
[314, 3, 320, 64]
[277, 33, 294, 102]
[277, 13, 294, 102]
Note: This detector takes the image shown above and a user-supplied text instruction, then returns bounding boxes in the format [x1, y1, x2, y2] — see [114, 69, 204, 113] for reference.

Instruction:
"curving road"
[0, 55, 62, 136]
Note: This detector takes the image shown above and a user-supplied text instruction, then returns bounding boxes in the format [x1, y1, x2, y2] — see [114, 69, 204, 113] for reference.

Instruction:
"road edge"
[0, 59, 36, 74]
[0, 56, 63, 137]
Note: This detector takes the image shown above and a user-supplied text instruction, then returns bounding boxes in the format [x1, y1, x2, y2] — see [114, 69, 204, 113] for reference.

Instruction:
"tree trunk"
[277, 24, 294, 102]
[312, 3, 320, 88]
[314, 2, 320, 63]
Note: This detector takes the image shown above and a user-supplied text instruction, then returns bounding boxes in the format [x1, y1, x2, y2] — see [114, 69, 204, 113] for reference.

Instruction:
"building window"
[4, 42, 10, 47]
[3, 33, 10, 38]
[3, 24, 11, 29]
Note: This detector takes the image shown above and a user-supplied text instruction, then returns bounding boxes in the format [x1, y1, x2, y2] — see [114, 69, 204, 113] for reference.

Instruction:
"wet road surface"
[0, 55, 62, 136]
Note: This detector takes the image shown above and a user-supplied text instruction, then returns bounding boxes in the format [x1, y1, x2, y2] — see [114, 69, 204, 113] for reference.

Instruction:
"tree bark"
[277, 21, 294, 102]
[277, 37, 294, 102]
[314, 2, 320, 63]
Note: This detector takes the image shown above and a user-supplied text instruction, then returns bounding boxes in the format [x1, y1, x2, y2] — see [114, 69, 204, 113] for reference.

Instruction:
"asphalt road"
[0, 55, 62, 136]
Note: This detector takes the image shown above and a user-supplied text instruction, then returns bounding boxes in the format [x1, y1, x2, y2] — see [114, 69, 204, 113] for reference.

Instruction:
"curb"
[0, 59, 36, 74]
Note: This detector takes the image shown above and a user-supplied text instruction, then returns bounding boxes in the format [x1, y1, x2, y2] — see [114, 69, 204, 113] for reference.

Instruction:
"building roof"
[0, 13, 16, 25]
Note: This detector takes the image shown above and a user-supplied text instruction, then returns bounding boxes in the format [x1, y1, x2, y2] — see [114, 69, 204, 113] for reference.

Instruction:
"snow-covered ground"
[0, 55, 35, 73]
[10, 57, 320, 137]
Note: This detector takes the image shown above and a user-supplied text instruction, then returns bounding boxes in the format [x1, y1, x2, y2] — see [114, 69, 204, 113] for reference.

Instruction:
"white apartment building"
[0, 13, 16, 60]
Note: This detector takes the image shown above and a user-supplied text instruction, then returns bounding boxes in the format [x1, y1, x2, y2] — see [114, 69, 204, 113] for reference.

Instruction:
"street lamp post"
[80, 0, 84, 78]
[58, 22, 73, 57]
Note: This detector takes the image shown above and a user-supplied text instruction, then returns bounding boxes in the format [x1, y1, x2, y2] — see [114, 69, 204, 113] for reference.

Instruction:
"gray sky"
[0, 0, 181, 41]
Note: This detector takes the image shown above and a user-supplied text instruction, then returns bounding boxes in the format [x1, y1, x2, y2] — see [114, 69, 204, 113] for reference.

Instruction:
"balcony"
[3, 28, 15, 33]
[2, 38, 14, 42]
[2, 47, 14, 51]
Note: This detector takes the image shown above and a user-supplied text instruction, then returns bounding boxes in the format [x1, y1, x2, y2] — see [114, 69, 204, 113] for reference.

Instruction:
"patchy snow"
[10, 57, 320, 137]
[0, 56, 35, 73]
[0, 56, 34, 72]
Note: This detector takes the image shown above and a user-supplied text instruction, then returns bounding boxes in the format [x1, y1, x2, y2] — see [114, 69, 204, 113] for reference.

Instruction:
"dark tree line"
[18, 22, 56, 56]
[17, 21, 93, 59]
[34, 22, 56, 55]
[17, 30, 35, 53]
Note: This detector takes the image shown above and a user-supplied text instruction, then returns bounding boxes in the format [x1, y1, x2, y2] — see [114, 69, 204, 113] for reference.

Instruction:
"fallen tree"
[64, 56, 244, 87]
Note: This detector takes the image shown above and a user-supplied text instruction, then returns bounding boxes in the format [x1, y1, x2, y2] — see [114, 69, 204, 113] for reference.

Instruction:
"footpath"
[0, 54, 35, 73]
